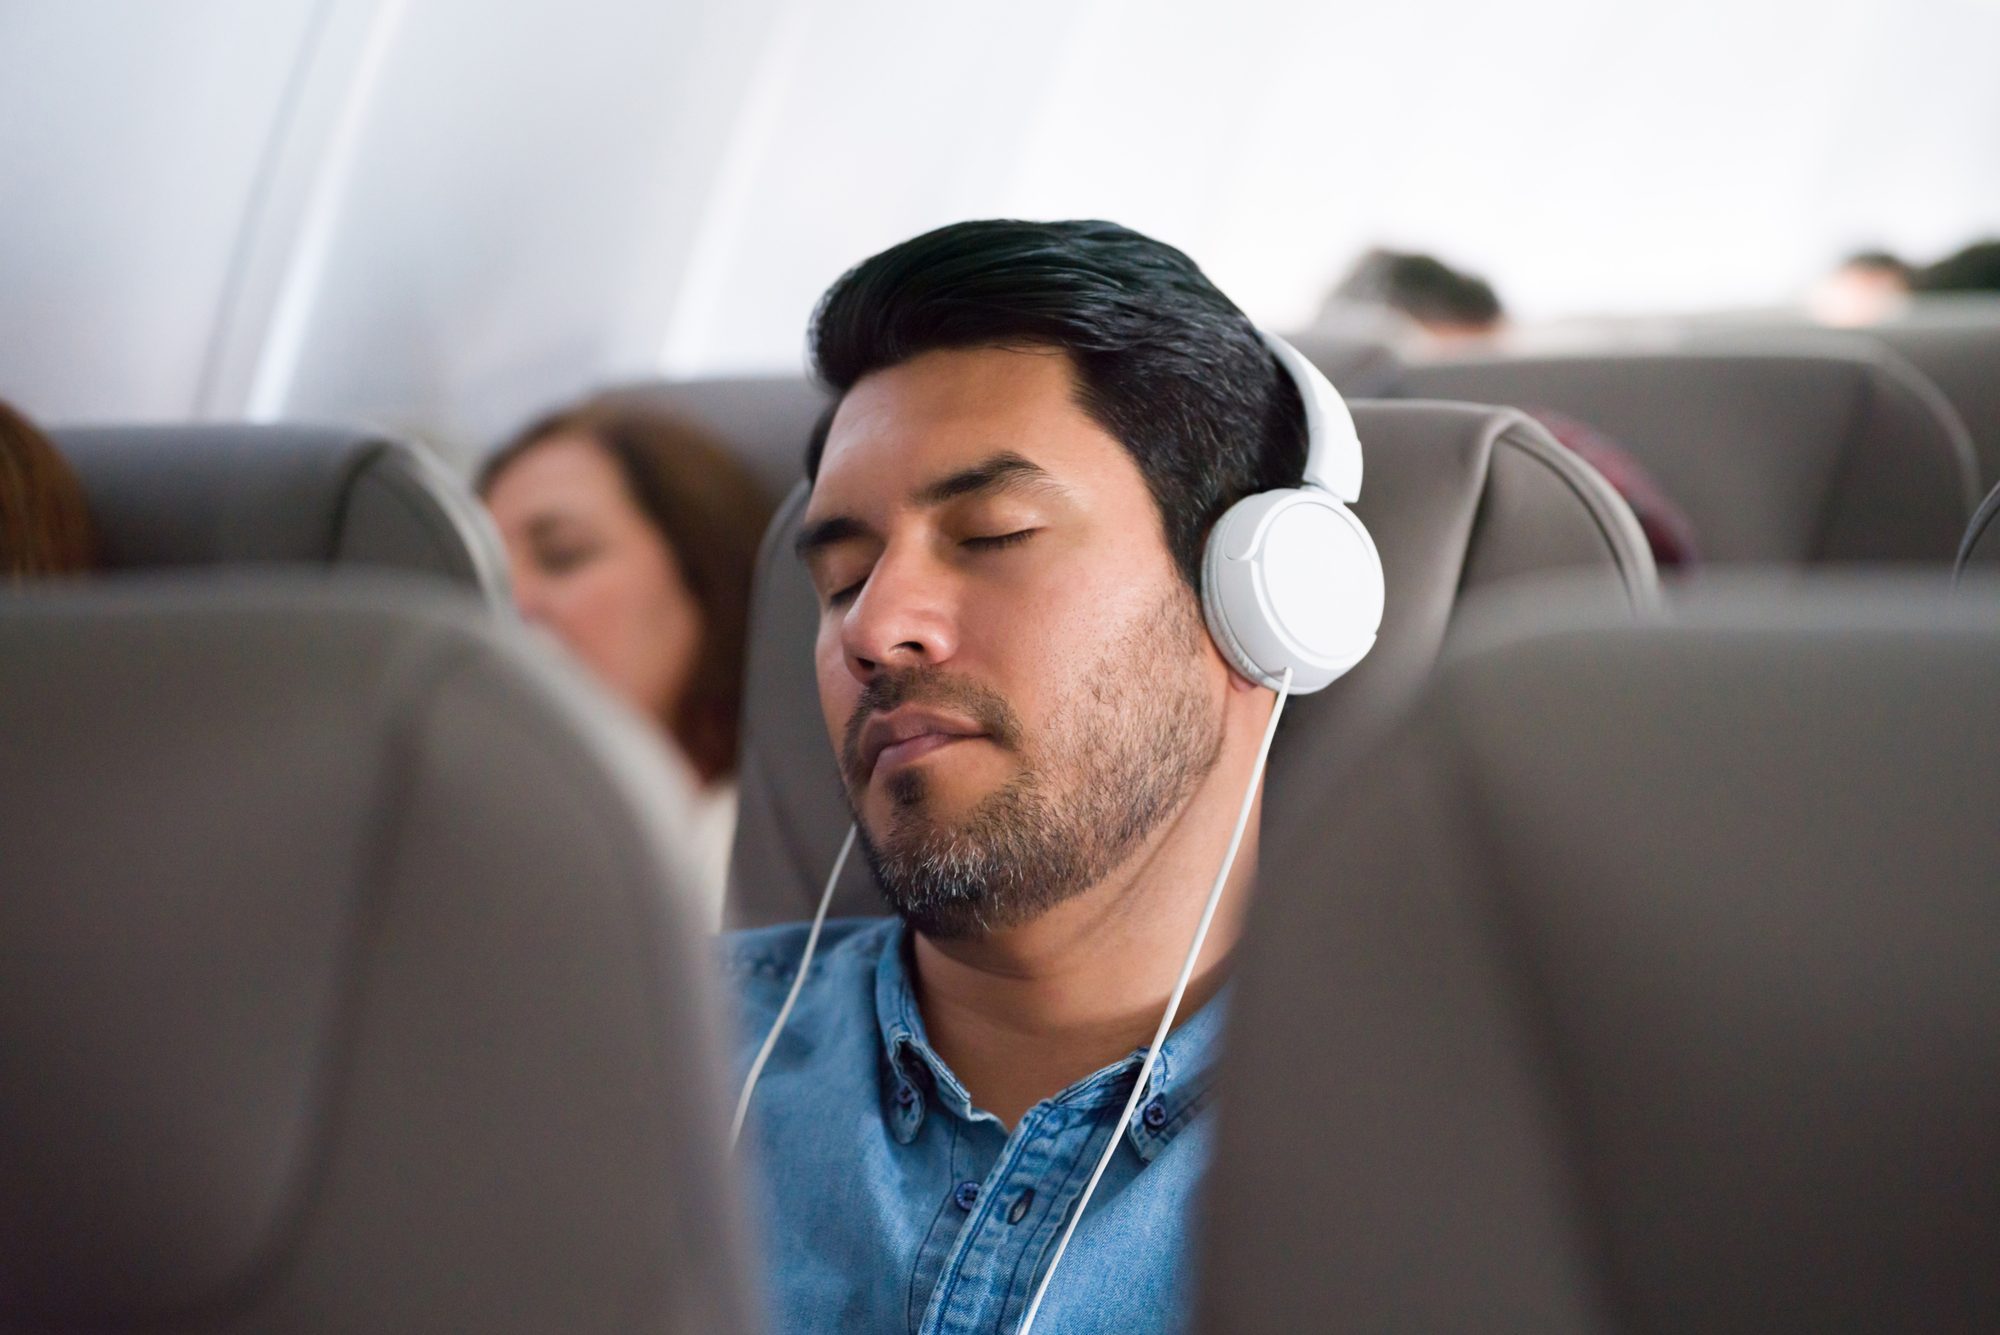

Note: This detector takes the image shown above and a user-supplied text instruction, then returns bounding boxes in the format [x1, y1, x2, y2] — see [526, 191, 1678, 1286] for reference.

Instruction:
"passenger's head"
[1915, 239, 2000, 294]
[799, 218, 1305, 937]
[480, 398, 773, 785]
[0, 400, 96, 583]
[1810, 249, 1914, 326]
[1329, 248, 1504, 342]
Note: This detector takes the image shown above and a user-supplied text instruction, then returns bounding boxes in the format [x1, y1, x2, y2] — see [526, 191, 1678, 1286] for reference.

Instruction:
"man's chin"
[856, 766, 991, 835]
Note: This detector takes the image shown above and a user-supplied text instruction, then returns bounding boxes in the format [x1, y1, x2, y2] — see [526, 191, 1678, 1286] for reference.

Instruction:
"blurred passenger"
[1808, 249, 1914, 326]
[1, 399, 96, 582]
[1914, 239, 2000, 294]
[1321, 250, 1700, 568]
[1323, 247, 1504, 345]
[479, 397, 774, 924]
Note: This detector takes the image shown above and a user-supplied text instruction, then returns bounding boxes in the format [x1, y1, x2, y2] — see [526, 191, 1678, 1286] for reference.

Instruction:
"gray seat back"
[1960, 479, 2000, 578]
[1860, 314, 2000, 493]
[1278, 326, 1406, 397]
[727, 400, 1657, 927]
[0, 581, 753, 1334]
[600, 376, 832, 502]
[1397, 349, 1979, 565]
[51, 424, 509, 602]
[1200, 581, 2000, 1334]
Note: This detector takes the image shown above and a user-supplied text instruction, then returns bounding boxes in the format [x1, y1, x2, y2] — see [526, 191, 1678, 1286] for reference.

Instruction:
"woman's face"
[485, 432, 704, 728]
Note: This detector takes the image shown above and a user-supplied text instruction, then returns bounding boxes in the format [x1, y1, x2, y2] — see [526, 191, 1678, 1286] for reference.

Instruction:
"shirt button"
[894, 1083, 918, 1108]
[1142, 1097, 1169, 1130]
[953, 1180, 980, 1211]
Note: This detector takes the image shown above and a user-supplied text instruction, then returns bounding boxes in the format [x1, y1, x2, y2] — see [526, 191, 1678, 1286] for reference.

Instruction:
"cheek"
[816, 621, 859, 749]
[963, 555, 1165, 684]
[547, 554, 701, 710]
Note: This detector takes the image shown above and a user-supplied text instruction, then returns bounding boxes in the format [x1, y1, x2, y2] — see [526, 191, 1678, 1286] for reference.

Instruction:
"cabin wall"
[2, 0, 1997, 461]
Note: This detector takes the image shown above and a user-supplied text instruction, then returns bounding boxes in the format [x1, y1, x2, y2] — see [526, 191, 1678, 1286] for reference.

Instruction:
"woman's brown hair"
[480, 395, 776, 785]
[1, 400, 97, 581]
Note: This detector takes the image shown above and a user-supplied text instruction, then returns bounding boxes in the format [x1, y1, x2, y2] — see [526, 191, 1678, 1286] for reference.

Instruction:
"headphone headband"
[1261, 332, 1364, 504]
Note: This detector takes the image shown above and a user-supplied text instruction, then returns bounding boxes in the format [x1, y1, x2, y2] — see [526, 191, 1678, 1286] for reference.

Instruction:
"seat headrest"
[1200, 579, 2000, 1333]
[726, 399, 1657, 927]
[50, 424, 509, 603]
[598, 377, 832, 502]
[1960, 478, 2000, 577]
[0, 581, 752, 1333]
[1397, 348, 1979, 565]
[1276, 327, 1406, 398]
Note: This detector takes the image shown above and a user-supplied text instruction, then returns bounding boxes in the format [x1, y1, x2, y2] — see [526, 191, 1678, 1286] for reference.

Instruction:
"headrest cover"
[51, 424, 509, 602]
[0, 580, 750, 1332]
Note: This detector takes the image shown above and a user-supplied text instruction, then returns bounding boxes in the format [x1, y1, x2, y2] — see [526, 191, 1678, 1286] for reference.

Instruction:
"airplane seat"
[1277, 327, 1406, 397]
[1199, 579, 2000, 1334]
[0, 581, 753, 1334]
[50, 424, 509, 603]
[1396, 348, 1980, 566]
[1958, 478, 2000, 577]
[1842, 314, 2000, 494]
[725, 400, 1659, 927]
[599, 376, 832, 502]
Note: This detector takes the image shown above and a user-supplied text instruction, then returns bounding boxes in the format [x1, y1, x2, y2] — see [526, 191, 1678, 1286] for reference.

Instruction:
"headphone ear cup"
[1201, 488, 1384, 695]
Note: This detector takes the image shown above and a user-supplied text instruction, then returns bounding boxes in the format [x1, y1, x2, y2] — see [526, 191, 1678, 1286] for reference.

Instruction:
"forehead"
[807, 345, 1145, 514]
[487, 433, 627, 515]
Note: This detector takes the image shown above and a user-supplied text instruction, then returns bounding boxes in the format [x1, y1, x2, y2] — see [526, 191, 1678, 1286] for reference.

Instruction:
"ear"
[1226, 668, 1267, 695]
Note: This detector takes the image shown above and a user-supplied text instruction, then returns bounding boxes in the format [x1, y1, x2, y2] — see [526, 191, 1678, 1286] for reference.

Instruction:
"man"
[722, 219, 1312, 1334]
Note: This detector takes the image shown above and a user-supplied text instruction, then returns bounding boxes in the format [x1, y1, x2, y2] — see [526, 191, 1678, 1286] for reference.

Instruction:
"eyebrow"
[793, 451, 1065, 562]
[912, 451, 1059, 506]
[524, 513, 585, 541]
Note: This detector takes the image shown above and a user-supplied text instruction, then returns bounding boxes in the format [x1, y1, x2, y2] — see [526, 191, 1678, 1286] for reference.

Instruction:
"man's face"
[798, 345, 1226, 938]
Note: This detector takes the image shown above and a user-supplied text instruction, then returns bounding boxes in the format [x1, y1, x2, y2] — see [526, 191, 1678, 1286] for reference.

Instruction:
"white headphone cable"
[1015, 667, 1294, 1335]
[730, 822, 857, 1149]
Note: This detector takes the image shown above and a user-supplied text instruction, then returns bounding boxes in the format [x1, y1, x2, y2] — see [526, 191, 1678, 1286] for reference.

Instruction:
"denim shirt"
[720, 917, 1224, 1335]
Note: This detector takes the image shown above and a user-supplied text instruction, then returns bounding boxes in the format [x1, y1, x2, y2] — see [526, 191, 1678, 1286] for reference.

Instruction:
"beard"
[839, 589, 1223, 940]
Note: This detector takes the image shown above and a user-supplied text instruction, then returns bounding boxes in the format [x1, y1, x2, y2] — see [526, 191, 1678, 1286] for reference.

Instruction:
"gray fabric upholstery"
[1677, 298, 2000, 493]
[1860, 318, 2000, 493]
[1960, 479, 2000, 578]
[726, 401, 1658, 928]
[1397, 348, 1979, 565]
[51, 424, 509, 603]
[604, 376, 831, 502]
[0, 581, 752, 1335]
[1199, 581, 2000, 1335]
[1277, 327, 1407, 398]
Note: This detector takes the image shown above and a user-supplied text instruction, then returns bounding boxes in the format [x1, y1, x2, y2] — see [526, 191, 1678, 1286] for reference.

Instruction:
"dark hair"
[479, 396, 775, 784]
[805, 218, 1305, 591]
[1, 399, 97, 582]
[1914, 239, 2000, 294]
[1841, 249, 1913, 279]
[1332, 248, 1504, 329]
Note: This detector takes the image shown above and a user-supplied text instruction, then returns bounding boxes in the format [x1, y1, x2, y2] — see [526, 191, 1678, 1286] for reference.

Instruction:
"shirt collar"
[871, 917, 1227, 1161]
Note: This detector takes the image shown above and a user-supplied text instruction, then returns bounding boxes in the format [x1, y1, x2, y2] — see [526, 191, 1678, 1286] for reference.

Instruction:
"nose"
[840, 543, 958, 685]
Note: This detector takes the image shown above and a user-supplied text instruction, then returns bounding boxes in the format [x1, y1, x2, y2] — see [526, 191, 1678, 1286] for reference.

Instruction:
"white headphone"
[1200, 333, 1384, 694]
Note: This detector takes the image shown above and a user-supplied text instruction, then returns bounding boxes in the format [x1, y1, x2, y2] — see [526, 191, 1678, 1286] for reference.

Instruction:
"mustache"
[840, 668, 1024, 786]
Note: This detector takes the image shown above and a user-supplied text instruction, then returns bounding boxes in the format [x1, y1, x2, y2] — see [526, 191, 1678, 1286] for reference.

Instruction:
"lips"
[857, 707, 989, 779]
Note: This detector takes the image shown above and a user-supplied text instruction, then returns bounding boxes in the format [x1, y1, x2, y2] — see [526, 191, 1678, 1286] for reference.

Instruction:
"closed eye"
[964, 529, 1039, 551]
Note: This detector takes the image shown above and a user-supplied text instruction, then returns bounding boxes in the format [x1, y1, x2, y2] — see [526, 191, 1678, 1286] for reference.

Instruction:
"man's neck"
[909, 769, 1264, 1131]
